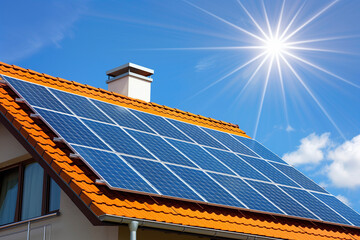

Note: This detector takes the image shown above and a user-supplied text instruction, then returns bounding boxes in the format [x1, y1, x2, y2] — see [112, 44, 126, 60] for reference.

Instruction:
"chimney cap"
[106, 62, 154, 78]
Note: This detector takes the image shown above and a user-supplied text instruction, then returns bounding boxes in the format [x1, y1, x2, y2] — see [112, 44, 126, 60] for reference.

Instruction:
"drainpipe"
[129, 221, 139, 240]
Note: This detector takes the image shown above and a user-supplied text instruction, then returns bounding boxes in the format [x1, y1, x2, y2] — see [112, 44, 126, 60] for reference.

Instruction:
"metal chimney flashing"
[106, 63, 154, 78]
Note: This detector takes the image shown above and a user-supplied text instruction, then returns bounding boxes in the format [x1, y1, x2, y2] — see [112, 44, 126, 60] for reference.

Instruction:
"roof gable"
[1, 62, 360, 240]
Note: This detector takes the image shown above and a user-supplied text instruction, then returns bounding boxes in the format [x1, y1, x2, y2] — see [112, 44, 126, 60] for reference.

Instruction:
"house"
[1, 61, 360, 240]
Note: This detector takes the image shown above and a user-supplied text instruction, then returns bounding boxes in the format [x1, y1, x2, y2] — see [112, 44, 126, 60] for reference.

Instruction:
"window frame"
[0, 159, 59, 225]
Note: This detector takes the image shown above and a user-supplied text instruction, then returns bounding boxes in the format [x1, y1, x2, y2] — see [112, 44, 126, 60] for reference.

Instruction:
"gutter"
[99, 214, 281, 240]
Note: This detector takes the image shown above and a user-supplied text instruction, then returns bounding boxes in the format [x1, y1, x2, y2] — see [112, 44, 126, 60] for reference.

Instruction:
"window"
[0, 161, 60, 226]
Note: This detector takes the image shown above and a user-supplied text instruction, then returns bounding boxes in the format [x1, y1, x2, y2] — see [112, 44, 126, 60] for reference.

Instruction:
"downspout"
[129, 221, 139, 240]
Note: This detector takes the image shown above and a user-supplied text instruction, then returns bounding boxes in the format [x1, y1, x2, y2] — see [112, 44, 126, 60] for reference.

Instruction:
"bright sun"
[265, 37, 286, 56]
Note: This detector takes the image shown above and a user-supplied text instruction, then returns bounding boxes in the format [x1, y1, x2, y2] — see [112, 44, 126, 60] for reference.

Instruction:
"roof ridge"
[0, 61, 247, 137]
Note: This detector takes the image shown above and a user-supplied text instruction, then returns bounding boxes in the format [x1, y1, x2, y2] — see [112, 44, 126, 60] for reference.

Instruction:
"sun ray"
[276, 54, 291, 130]
[135, 46, 266, 51]
[285, 46, 351, 55]
[279, 2, 306, 40]
[237, 0, 270, 40]
[283, 0, 339, 42]
[253, 55, 274, 139]
[182, 0, 266, 43]
[188, 52, 268, 100]
[286, 35, 360, 46]
[276, 0, 286, 38]
[234, 53, 271, 106]
[262, 0, 273, 38]
[283, 51, 360, 88]
[280, 55, 346, 140]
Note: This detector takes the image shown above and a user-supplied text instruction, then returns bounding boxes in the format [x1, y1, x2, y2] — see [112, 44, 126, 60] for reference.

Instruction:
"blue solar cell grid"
[281, 186, 349, 225]
[129, 109, 192, 141]
[247, 180, 316, 219]
[233, 135, 287, 164]
[206, 148, 268, 181]
[270, 162, 327, 193]
[35, 108, 111, 150]
[168, 119, 227, 149]
[5, 75, 360, 227]
[91, 99, 154, 133]
[313, 193, 360, 226]
[123, 156, 203, 201]
[209, 173, 282, 214]
[72, 146, 157, 194]
[203, 128, 259, 157]
[83, 120, 154, 159]
[50, 89, 113, 123]
[168, 165, 244, 208]
[4, 76, 71, 114]
[126, 129, 197, 167]
[168, 139, 233, 174]
[240, 155, 299, 187]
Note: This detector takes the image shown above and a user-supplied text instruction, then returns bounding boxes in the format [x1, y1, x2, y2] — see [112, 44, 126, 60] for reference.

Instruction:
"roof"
[1, 61, 360, 240]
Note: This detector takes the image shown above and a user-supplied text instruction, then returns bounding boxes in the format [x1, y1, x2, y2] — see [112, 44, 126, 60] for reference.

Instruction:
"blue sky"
[2, 0, 360, 212]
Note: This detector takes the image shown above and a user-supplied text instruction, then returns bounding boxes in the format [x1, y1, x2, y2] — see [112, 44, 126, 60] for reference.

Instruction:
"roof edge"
[99, 214, 279, 240]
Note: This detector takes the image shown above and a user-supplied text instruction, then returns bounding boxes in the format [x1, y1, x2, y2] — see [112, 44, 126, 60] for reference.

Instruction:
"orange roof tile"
[1, 62, 360, 240]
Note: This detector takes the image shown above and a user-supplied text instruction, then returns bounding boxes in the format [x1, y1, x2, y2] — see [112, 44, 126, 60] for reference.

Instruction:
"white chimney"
[106, 63, 154, 102]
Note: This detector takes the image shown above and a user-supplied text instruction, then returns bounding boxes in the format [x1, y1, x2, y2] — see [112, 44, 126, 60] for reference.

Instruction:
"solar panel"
[129, 109, 192, 141]
[123, 156, 203, 201]
[168, 139, 233, 174]
[4, 74, 360, 227]
[233, 135, 286, 164]
[72, 145, 157, 193]
[167, 165, 244, 208]
[280, 186, 349, 225]
[50, 89, 113, 123]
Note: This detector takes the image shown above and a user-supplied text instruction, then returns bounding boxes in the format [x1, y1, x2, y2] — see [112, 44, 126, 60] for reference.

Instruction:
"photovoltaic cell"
[312, 193, 360, 226]
[247, 180, 316, 219]
[205, 148, 268, 181]
[203, 128, 259, 157]
[126, 129, 197, 167]
[50, 89, 113, 123]
[4, 76, 71, 114]
[123, 156, 203, 201]
[233, 135, 286, 164]
[209, 173, 282, 214]
[72, 146, 157, 193]
[91, 99, 154, 133]
[35, 108, 110, 150]
[83, 120, 154, 159]
[168, 165, 244, 208]
[168, 119, 227, 149]
[270, 162, 327, 193]
[168, 139, 233, 174]
[240, 155, 299, 187]
[280, 186, 349, 225]
[130, 109, 192, 141]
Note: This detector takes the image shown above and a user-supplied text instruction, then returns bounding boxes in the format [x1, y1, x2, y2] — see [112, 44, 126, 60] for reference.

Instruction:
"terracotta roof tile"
[1, 62, 360, 239]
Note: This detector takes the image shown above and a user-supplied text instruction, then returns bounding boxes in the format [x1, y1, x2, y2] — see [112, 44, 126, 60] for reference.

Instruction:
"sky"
[2, 0, 360, 212]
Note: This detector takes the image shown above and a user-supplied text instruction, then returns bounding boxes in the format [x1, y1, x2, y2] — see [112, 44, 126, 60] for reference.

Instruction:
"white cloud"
[327, 135, 360, 188]
[336, 195, 351, 206]
[283, 133, 331, 166]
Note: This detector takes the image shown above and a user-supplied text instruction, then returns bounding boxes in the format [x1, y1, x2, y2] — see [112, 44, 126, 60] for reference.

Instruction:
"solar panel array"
[3, 75, 360, 227]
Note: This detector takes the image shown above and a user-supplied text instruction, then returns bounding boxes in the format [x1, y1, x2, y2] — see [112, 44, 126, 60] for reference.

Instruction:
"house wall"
[118, 225, 212, 240]
[0, 121, 118, 240]
[0, 191, 118, 240]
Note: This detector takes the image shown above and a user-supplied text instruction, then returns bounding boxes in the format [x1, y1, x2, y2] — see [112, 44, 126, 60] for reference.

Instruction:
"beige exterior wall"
[0, 121, 118, 240]
[118, 225, 211, 240]
[0, 191, 118, 240]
